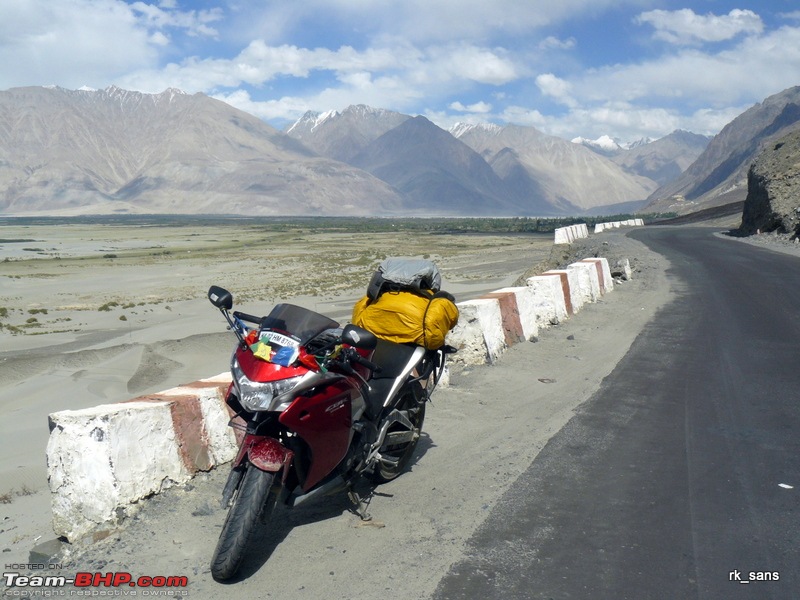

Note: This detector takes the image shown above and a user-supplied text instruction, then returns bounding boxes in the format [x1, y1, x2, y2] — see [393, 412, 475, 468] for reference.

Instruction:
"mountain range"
[0, 86, 401, 216]
[1, 84, 798, 217]
[643, 86, 800, 214]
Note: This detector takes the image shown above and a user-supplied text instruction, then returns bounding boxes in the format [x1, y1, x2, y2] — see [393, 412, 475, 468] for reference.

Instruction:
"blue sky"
[2, 0, 799, 143]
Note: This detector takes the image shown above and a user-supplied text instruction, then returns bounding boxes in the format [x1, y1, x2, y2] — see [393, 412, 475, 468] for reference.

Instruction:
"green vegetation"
[1, 213, 677, 235]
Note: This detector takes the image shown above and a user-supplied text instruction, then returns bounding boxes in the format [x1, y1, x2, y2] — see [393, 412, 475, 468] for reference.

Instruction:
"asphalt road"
[434, 227, 800, 600]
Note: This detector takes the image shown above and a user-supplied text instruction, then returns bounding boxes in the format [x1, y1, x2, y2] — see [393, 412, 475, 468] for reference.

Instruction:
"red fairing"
[235, 346, 308, 382]
[280, 379, 358, 491]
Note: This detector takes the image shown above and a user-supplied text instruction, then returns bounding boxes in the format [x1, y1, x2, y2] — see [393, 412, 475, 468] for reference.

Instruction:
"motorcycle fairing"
[279, 379, 359, 491]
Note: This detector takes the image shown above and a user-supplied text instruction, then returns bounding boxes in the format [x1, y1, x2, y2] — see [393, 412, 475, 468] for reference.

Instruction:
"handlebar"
[349, 351, 381, 374]
[233, 311, 262, 325]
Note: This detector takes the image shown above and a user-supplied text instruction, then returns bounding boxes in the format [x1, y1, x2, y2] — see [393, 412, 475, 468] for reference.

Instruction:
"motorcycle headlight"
[232, 359, 303, 412]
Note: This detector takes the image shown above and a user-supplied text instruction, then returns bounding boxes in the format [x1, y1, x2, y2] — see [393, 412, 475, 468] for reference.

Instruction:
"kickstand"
[347, 488, 372, 522]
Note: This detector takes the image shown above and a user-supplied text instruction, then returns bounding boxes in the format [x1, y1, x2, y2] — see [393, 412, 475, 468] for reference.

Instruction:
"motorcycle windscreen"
[260, 303, 339, 344]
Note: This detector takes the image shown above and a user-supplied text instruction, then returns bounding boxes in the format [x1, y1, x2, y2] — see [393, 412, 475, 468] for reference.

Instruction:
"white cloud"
[223, 0, 634, 47]
[129, 2, 223, 38]
[0, 0, 226, 90]
[539, 36, 576, 51]
[0, 0, 156, 90]
[536, 73, 576, 107]
[449, 101, 492, 113]
[575, 24, 800, 110]
[426, 45, 518, 85]
[636, 8, 764, 45]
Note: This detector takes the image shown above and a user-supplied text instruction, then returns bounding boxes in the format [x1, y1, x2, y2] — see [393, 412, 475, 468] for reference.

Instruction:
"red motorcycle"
[206, 286, 454, 581]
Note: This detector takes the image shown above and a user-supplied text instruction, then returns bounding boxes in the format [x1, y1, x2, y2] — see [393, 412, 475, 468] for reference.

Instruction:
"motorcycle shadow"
[230, 431, 436, 581]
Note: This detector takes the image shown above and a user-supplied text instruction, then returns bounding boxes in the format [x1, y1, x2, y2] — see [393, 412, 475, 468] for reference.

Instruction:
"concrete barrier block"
[159, 379, 237, 466]
[582, 257, 614, 294]
[568, 262, 601, 303]
[491, 287, 539, 341]
[524, 275, 566, 327]
[482, 291, 526, 345]
[449, 298, 507, 365]
[554, 227, 570, 244]
[544, 269, 583, 314]
[47, 400, 188, 542]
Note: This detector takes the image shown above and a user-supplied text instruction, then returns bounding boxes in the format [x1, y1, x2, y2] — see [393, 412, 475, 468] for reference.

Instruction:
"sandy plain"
[0, 219, 559, 555]
[0, 219, 676, 600]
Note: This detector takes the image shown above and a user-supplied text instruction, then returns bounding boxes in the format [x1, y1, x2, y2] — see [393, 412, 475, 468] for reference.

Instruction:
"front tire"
[210, 465, 275, 581]
[370, 382, 426, 483]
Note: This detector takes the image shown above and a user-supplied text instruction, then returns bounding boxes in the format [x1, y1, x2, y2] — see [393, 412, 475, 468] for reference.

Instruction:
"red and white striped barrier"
[45, 256, 619, 542]
[47, 376, 235, 543]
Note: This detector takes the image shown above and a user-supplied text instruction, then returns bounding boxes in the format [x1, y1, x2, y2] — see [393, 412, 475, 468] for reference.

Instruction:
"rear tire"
[370, 382, 426, 483]
[210, 465, 275, 581]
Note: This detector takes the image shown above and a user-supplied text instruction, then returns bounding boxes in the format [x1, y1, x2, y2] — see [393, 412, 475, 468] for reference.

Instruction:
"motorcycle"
[206, 285, 455, 581]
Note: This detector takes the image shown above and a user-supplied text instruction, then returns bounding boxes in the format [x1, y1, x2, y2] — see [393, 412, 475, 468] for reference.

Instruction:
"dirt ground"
[7, 218, 790, 599]
[0, 220, 673, 599]
[0, 221, 554, 557]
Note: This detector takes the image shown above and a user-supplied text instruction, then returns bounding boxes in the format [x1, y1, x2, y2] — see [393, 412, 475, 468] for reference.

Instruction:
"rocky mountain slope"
[608, 130, 711, 186]
[0, 87, 402, 216]
[349, 116, 526, 215]
[739, 128, 800, 237]
[286, 109, 712, 216]
[644, 86, 800, 215]
[453, 123, 658, 213]
[0, 86, 732, 217]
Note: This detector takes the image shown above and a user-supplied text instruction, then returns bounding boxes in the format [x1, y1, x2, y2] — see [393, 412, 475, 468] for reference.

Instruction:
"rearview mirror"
[342, 324, 377, 350]
[208, 285, 233, 310]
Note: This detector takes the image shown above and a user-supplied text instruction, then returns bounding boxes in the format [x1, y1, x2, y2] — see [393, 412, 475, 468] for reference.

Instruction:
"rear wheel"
[210, 465, 276, 581]
[370, 382, 426, 483]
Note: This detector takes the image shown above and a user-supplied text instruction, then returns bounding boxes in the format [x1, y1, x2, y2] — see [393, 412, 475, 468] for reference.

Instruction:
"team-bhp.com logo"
[3, 569, 188, 597]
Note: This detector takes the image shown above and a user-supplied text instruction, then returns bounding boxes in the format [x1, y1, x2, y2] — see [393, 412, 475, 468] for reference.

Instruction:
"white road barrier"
[594, 218, 644, 233]
[554, 223, 589, 245]
[45, 254, 621, 543]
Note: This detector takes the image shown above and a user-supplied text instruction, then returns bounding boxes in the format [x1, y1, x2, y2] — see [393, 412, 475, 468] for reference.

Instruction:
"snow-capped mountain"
[285, 104, 410, 163]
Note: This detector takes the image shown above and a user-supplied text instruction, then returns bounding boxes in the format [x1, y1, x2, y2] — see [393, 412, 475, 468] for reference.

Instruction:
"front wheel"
[370, 382, 426, 483]
[210, 465, 276, 582]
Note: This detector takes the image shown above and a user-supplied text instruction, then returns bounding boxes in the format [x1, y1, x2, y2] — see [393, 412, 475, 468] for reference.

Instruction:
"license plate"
[260, 330, 300, 348]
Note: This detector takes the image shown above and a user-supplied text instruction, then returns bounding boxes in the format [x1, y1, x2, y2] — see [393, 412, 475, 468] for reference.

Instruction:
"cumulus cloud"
[636, 8, 764, 45]
[1, 0, 796, 144]
[0, 0, 225, 90]
[130, 1, 223, 38]
[536, 73, 576, 107]
[449, 100, 492, 113]
[539, 36, 576, 51]
[576, 25, 800, 109]
[225, 0, 629, 46]
[0, 0, 155, 89]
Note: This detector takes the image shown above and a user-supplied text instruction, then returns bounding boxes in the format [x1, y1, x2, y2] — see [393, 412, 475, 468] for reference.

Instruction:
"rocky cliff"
[739, 128, 800, 238]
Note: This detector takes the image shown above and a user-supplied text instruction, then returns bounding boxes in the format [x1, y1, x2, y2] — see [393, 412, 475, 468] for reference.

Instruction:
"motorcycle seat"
[369, 338, 419, 380]
[363, 339, 422, 420]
